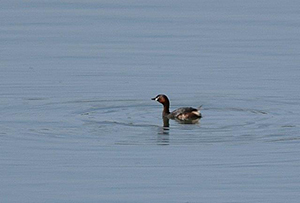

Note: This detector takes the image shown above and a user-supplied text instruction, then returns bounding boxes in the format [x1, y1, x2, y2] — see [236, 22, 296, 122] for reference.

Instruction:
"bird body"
[152, 94, 202, 121]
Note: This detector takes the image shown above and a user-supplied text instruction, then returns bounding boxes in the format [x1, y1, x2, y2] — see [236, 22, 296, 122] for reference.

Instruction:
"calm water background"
[1, 0, 300, 202]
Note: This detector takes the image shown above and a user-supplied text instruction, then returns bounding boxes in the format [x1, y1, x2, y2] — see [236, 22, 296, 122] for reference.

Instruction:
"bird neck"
[162, 103, 170, 116]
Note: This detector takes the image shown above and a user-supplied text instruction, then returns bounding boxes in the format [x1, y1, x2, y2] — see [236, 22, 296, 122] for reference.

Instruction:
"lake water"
[1, 0, 300, 202]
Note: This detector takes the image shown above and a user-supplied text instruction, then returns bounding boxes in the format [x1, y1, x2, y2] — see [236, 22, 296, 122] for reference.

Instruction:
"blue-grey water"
[1, 1, 300, 202]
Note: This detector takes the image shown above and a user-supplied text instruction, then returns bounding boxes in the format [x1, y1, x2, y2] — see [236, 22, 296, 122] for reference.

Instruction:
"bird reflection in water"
[157, 117, 200, 145]
[157, 117, 170, 145]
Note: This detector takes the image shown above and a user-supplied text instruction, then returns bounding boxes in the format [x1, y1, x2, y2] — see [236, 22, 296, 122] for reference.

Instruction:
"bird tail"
[197, 105, 203, 110]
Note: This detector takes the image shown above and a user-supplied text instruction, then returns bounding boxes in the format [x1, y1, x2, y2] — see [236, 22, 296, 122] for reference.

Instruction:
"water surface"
[1, 1, 300, 202]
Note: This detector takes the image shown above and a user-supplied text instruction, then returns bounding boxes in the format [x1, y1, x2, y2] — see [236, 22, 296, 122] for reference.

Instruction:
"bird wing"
[170, 107, 198, 117]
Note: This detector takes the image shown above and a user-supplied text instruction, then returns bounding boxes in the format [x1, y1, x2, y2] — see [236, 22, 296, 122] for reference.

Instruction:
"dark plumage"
[151, 94, 202, 121]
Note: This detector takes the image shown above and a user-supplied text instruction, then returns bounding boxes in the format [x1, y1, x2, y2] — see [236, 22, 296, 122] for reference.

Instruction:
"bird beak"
[151, 97, 156, 100]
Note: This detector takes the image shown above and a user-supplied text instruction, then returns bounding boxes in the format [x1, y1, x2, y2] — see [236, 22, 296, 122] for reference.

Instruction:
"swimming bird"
[151, 94, 202, 122]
